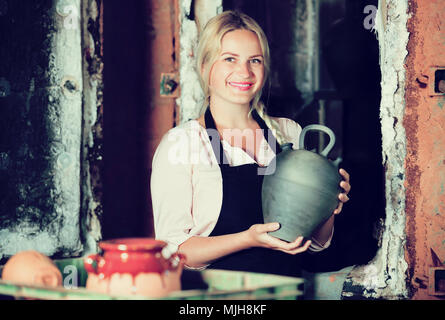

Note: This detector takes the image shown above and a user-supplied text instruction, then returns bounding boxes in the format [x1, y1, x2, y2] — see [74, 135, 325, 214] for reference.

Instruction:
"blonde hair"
[195, 10, 287, 145]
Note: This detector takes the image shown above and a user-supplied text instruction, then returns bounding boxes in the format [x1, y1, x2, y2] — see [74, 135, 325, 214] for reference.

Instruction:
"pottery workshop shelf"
[0, 257, 304, 300]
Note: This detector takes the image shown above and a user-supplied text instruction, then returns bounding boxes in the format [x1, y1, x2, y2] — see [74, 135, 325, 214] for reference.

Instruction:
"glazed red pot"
[84, 238, 185, 298]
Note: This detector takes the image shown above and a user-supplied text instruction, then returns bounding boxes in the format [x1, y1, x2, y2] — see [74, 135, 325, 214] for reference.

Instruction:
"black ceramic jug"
[262, 124, 342, 242]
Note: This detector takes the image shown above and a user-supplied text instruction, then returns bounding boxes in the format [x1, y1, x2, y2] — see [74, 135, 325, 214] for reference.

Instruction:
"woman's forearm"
[178, 222, 315, 268]
[311, 214, 335, 246]
[178, 231, 252, 268]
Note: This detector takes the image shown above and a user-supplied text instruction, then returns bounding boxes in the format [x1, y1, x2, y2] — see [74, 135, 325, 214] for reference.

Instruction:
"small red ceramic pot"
[84, 238, 185, 298]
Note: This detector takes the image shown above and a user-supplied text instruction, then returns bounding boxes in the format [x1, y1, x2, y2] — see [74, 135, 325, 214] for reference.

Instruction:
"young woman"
[151, 11, 351, 276]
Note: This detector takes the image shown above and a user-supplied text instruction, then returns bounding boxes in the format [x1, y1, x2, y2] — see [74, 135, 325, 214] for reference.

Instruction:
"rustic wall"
[404, 0, 445, 300]
[177, 0, 222, 123]
[0, 0, 103, 260]
[342, 0, 410, 299]
[79, 0, 103, 254]
[0, 0, 83, 260]
[135, 0, 183, 237]
[343, 0, 445, 300]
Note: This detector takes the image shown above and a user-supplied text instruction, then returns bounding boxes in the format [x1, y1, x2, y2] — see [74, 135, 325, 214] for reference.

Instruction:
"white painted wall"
[0, 0, 84, 259]
[177, 0, 222, 123]
[346, 0, 410, 299]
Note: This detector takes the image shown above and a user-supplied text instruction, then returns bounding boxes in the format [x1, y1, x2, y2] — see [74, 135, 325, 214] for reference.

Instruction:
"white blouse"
[151, 117, 333, 257]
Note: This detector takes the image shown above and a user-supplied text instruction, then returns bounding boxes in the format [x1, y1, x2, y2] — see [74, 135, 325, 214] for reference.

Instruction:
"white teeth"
[230, 83, 251, 87]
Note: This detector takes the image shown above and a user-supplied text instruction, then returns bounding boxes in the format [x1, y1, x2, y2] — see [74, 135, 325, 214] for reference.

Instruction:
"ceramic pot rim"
[99, 238, 167, 252]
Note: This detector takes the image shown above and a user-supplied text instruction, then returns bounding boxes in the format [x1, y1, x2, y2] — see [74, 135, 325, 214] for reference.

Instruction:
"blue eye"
[224, 57, 235, 62]
[251, 58, 262, 64]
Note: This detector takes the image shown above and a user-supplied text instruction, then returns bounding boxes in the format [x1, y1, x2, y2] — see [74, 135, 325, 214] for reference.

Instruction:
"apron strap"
[251, 109, 282, 154]
[204, 107, 230, 165]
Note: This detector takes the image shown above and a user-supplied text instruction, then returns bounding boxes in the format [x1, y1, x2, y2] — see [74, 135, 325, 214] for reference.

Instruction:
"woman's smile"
[228, 81, 255, 91]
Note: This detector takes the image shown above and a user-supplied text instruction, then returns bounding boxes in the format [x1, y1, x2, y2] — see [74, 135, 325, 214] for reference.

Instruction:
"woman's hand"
[333, 168, 351, 215]
[246, 223, 312, 255]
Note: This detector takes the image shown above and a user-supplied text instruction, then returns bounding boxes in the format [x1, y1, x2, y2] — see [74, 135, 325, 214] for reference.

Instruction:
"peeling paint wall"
[143, 0, 181, 237]
[79, 0, 103, 254]
[0, 0, 83, 260]
[404, 0, 445, 300]
[0, 0, 103, 260]
[177, 0, 222, 123]
[343, 0, 410, 299]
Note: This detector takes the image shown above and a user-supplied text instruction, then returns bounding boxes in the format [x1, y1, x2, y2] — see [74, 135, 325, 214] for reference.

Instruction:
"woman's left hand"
[333, 168, 351, 215]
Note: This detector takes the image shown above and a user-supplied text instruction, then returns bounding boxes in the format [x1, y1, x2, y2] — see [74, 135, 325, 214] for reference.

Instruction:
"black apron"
[205, 107, 301, 277]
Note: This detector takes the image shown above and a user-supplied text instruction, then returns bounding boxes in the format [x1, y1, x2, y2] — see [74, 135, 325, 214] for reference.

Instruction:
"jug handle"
[299, 124, 336, 157]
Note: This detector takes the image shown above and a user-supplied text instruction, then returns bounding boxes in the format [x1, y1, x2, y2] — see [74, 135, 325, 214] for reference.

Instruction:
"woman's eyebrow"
[221, 52, 239, 56]
[220, 52, 263, 58]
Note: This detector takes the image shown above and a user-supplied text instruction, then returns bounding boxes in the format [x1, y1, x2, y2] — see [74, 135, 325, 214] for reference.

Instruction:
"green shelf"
[0, 257, 304, 300]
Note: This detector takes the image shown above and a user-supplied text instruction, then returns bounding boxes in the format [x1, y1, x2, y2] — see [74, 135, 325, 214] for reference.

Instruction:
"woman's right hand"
[246, 222, 312, 255]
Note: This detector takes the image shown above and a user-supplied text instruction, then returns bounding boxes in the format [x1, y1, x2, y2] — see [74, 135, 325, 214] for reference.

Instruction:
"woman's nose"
[236, 62, 251, 78]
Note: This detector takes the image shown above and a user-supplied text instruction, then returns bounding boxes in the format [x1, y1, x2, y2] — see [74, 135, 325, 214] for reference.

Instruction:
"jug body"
[262, 125, 342, 242]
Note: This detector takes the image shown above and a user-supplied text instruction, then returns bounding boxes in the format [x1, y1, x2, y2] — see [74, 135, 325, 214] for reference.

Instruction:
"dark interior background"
[102, 0, 384, 273]
[101, 1, 151, 240]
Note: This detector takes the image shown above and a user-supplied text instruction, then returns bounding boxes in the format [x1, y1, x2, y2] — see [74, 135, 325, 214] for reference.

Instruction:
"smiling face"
[207, 29, 265, 110]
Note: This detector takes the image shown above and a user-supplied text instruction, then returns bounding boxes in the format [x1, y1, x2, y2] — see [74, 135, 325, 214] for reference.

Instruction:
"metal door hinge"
[160, 73, 179, 98]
